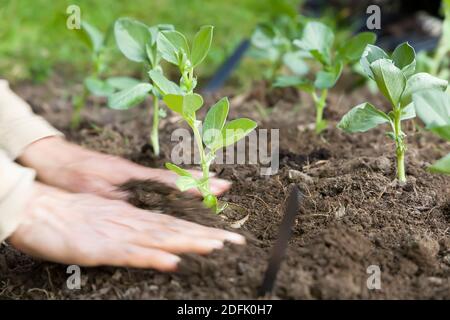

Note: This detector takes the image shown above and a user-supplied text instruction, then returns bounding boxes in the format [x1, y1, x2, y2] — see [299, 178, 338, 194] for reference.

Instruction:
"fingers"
[95, 243, 181, 271]
[162, 218, 246, 245]
[111, 207, 246, 246]
[130, 230, 225, 254]
[209, 178, 232, 195]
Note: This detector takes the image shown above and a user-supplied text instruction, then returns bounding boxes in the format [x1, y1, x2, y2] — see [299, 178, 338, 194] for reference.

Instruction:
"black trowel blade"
[258, 186, 302, 297]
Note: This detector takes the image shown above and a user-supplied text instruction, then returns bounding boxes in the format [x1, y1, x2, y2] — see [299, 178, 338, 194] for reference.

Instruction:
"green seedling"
[275, 21, 376, 133]
[249, 15, 309, 81]
[337, 42, 448, 183]
[413, 89, 450, 174]
[72, 21, 109, 128]
[416, 0, 450, 79]
[73, 21, 140, 129]
[149, 26, 257, 212]
[108, 18, 175, 156]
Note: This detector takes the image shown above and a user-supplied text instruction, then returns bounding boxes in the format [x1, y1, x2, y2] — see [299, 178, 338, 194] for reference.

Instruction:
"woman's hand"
[9, 183, 245, 271]
[19, 137, 231, 200]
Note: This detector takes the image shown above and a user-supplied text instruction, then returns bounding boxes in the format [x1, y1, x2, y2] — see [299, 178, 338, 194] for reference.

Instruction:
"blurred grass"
[0, 0, 301, 87]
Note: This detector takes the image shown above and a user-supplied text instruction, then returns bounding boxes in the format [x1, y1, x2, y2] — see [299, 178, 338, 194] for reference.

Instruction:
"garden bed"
[1, 77, 450, 299]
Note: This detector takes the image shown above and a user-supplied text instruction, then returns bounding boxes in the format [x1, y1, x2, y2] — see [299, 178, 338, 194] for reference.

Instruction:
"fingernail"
[224, 232, 246, 245]
[168, 255, 182, 266]
[208, 240, 224, 249]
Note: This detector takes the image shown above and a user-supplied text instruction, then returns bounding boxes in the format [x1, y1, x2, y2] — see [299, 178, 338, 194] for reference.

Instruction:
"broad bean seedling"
[338, 42, 448, 183]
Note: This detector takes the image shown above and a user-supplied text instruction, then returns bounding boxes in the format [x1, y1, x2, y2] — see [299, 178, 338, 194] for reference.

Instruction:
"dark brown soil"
[0, 75, 449, 299]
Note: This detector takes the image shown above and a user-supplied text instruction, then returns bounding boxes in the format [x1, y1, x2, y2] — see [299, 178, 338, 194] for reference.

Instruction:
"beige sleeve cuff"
[0, 150, 35, 242]
[0, 79, 63, 160]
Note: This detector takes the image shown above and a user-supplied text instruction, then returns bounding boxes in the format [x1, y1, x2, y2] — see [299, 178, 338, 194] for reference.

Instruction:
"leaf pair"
[294, 22, 334, 66]
[202, 98, 257, 151]
[114, 18, 174, 67]
[250, 21, 308, 76]
[338, 42, 448, 134]
[157, 25, 213, 69]
[283, 21, 376, 90]
[162, 94, 257, 151]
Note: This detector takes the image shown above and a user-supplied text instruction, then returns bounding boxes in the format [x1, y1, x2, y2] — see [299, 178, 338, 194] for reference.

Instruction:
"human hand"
[19, 137, 231, 200]
[9, 183, 245, 271]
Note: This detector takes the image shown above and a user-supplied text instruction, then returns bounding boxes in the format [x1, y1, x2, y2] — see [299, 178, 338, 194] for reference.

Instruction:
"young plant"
[275, 21, 376, 133]
[413, 89, 450, 174]
[149, 26, 257, 212]
[108, 18, 175, 156]
[73, 21, 140, 128]
[72, 21, 109, 128]
[249, 15, 308, 81]
[337, 42, 448, 183]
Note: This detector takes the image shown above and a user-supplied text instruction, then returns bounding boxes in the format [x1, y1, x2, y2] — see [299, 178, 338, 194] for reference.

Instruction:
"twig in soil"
[258, 186, 302, 297]
[249, 194, 271, 212]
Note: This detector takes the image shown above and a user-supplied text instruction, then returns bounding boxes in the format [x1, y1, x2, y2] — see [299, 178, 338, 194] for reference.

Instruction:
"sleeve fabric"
[0, 79, 61, 241]
[0, 150, 35, 242]
[0, 79, 62, 160]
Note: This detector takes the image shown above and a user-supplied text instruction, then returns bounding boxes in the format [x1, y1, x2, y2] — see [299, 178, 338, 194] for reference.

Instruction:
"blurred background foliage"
[0, 0, 302, 85]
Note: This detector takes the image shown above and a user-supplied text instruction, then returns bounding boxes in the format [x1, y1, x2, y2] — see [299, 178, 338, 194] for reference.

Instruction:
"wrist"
[18, 136, 72, 170]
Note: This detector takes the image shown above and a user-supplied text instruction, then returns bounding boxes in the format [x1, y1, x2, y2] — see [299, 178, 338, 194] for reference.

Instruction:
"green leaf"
[148, 24, 175, 45]
[251, 23, 276, 49]
[157, 30, 190, 66]
[370, 59, 406, 106]
[415, 51, 434, 73]
[191, 25, 213, 67]
[337, 102, 391, 133]
[282, 51, 309, 75]
[314, 62, 343, 89]
[400, 103, 416, 120]
[106, 77, 141, 90]
[80, 21, 104, 53]
[413, 89, 450, 130]
[163, 93, 204, 117]
[183, 94, 204, 115]
[218, 118, 257, 149]
[84, 77, 114, 97]
[175, 176, 199, 192]
[114, 18, 151, 63]
[429, 153, 450, 174]
[360, 44, 389, 79]
[148, 70, 182, 95]
[108, 83, 152, 110]
[146, 42, 159, 68]
[391, 42, 416, 78]
[165, 162, 193, 177]
[337, 32, 376, 63]
[294, 21, 334, 65]
[430, 125, 450, 141]
[163, 94, 183, 114]
[401, 73, 448, 107]
[273, 76, 314, 92]
[203, 97, 229, 148]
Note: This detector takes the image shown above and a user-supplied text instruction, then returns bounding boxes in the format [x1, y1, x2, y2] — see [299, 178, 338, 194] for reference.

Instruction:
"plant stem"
[312, 89, 328, 134]
[71, 86, 88, 129]
[393, 109, 406, 183]
[269, 57, 283, 83]
[191, 123, 211, 192]
[150, 94, 160, 156]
